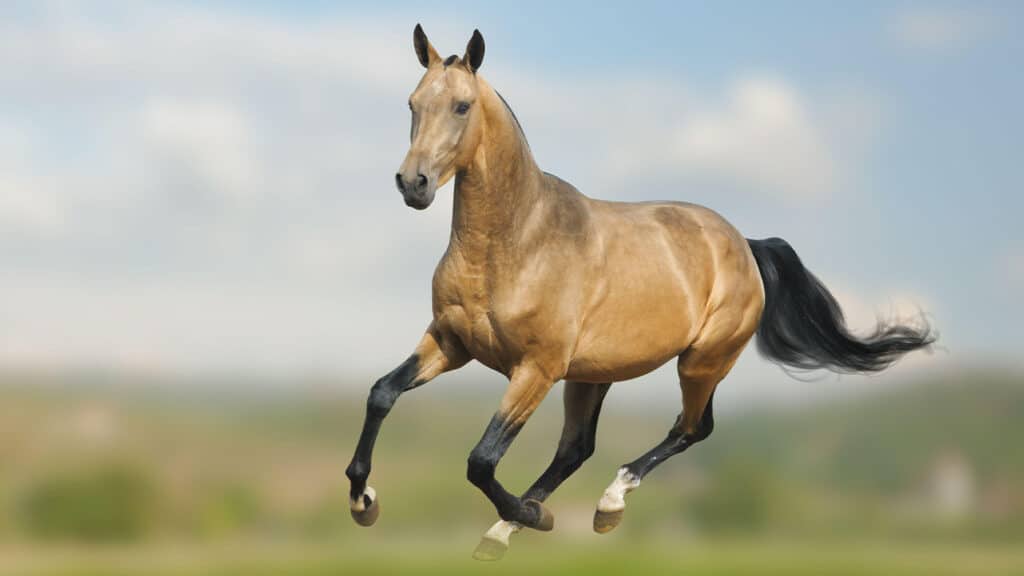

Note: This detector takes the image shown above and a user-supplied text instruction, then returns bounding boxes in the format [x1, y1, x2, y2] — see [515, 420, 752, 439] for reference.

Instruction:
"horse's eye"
[454, 101, 471, 115]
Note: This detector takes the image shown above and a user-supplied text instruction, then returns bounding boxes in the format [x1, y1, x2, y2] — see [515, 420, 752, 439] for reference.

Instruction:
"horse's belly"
[565, 350, 678, 383]
[565, 301, 696, 383]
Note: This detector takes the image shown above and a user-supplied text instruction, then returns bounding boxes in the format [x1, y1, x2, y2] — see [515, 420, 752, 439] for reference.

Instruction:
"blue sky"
[0, 1, 1020, 403]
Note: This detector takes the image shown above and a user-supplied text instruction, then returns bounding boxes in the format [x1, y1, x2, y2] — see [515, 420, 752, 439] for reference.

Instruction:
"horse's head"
[396, 25, 485, 210]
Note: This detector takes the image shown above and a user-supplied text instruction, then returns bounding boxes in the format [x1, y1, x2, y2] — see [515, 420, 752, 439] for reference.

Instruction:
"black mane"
[494, 90, 529, 149]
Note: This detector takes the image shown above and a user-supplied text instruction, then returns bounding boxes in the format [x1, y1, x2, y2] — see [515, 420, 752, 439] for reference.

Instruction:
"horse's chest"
[437, 299, 508, 372]
[432, 270, 497, 363]
[433, 274, 532, 374]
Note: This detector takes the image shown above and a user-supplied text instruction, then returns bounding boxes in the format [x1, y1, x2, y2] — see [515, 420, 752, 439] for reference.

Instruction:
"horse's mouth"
[403, 191, 434, 210]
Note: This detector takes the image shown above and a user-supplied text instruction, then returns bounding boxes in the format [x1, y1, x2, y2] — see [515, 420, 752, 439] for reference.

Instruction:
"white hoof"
[594, 468, 640, 533]
[472, 520, 521, 561]
[349, 486, 379, 527]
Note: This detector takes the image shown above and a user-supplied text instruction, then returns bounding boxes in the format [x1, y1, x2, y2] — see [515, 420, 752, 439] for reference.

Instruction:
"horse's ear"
[414, 23, 440, 68]
[463, 29, 485, 73]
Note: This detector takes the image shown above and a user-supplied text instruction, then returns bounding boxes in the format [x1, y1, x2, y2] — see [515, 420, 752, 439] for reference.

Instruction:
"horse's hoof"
[349, 488, 380, 527]
[473, 520, 519, 561]
[593, 508, 623, 534]
[523, 499, 554, 532]
[594, 468, 638, 533]
[472, 534, 509, 561]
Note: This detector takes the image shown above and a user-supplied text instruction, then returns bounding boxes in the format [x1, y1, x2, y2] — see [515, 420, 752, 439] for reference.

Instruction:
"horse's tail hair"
[747, 237, 935, 374]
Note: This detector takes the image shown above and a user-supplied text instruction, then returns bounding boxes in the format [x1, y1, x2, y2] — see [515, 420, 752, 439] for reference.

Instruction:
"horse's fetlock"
[346, 461, 369, 483]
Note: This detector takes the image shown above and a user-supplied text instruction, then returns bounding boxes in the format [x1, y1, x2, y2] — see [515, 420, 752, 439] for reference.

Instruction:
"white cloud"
[501, 72, 840, 200]
[141, 100, 257, 197]
[0, 171, 65, 234]
[0, 123, 65, 234]
[672, 75, 833, 198]
[891, 7, 988, 52]
[831, 287, 933, 337]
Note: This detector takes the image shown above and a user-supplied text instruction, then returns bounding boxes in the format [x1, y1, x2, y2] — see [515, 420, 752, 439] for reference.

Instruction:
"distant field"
[1, 370, 1021, 575]
[3, 538, 1024, 576]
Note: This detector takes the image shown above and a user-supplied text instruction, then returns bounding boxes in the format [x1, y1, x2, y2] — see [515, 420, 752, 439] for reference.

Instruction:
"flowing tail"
[747, 237, 935, 374]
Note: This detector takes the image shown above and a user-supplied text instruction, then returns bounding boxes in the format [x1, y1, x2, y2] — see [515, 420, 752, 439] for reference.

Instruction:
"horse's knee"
[467, 448, 497, 488]
[365, 356, 421, 419]
[366, 378, 400, 419]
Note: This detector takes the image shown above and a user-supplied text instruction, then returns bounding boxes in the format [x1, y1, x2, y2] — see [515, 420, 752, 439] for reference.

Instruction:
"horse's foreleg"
[345, 328, 467, 527]
[476, 381, 610, 560]
[468, 364, 557, 560]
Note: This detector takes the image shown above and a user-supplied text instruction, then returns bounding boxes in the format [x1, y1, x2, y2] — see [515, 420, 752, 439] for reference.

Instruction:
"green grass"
[1, 370, 1022, 575]
[3, 538, 1024, 576]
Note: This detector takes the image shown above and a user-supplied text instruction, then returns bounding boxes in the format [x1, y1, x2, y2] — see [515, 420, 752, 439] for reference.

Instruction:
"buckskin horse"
[345, 25, 934, 560]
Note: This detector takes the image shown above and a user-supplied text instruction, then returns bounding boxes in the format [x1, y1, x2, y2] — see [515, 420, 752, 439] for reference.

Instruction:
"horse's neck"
[450, 85, 541, 256]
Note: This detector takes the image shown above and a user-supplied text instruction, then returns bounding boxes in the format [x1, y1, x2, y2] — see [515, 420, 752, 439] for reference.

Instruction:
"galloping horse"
[346, 25, 933, 560]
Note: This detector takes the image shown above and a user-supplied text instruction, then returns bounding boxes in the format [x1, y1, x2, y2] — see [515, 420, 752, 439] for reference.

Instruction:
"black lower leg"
[521, 437, 588, 503]
[345, 355, 421, 499]
[467, 414, 548, 527]
[522, 383, 611, 502]
[624, 393, 715, 480]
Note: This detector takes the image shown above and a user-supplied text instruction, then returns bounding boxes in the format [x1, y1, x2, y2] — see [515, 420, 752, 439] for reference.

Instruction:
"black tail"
[747, 237, 934, 374]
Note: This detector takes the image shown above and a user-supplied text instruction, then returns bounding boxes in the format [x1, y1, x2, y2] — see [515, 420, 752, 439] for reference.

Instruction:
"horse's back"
[587, 198, 758, 294]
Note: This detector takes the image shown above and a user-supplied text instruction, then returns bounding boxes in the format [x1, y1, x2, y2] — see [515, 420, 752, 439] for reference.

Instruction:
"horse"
[345, 25, 934, 561]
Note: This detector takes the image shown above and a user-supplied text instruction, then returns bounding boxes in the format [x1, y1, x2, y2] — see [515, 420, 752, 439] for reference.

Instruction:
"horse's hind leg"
[476, 381, 611, 560]
[593, 346, 742, 534]
[524, 381, 613, 502]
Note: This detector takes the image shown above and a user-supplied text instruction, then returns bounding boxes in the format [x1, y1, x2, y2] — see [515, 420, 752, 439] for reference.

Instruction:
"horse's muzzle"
[395, 172, 435, 210]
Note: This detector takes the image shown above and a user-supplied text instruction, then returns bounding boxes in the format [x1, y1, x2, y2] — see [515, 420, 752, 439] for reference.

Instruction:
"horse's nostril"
[395, 173, 405, 192]
[416, 174, 427, 188]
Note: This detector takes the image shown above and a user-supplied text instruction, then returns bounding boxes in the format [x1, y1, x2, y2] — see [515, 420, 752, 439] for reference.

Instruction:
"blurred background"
[1, 1, 1022, 574]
